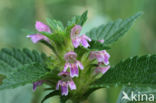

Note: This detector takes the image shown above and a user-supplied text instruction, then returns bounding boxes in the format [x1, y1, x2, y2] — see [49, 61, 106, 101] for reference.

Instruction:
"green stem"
[40, 40, 62, 61]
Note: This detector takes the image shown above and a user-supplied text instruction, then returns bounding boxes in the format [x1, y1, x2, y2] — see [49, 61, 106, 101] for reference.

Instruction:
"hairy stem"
[40, 40, 62, 61]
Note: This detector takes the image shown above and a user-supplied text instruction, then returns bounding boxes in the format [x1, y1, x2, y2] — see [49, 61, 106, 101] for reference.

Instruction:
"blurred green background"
[0, 0, 155, 103]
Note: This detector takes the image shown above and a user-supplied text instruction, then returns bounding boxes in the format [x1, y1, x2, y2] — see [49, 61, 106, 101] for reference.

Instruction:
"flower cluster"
[64, 51, 84, 77]
[89, 50, 110, 74]
[56, 25, 110, 95]
[27, 21, 51, 43]
[56, 51, 84, 95]
[56, 71, 76, 96]
[56, 25, 90, 95]
[27, 21, 110, 96]
[71, 25, 91, 48]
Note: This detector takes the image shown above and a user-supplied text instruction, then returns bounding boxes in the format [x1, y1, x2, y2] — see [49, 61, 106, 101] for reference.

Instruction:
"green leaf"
[90, 54, 156, 88]
[79, 10, 88, 26]
[88, 41, 110, 50]
[87, 12, 143, 46]
[0, 63, 49, 90]
[67, 10, 88, 27]
[0, 48, 47, 76]
[0, 85, 33, 103]
[46, 18, 64, 33]
[41, 91, 59, 103]
[60, 96, 68, 103]
[39, 32, 52, 38]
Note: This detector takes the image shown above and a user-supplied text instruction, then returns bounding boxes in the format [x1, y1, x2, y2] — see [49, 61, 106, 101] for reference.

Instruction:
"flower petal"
[33, 80, 43, 91]
[56, 80, 61, 90]
[27, 34, 49, 43]
[61, 82, 68, 96]
[95, 66, 110, 74]
[64, 63, 70, 71]
[81, 38, 90, 48]
[35, 21, 51, 33]
[102, 50, 110, 65]
[89, 50, 110, 65]
[72, 38, 80, 48]
[76, 61, 84, 70]
[80, 35, 91, 48]
[82, 34, 91, 42]
[96, 53, 104, 63]
[64, 51, 77, 61]
[68, 80, 76, 90]
[70, 64, 79, 78]
[58, 71, 70, 76]
[71, 25, 82, 37]
[98, 40, 104, 43]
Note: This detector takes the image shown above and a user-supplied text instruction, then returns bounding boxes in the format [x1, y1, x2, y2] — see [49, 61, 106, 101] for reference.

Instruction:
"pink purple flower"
[64, 51, 83, 77]
[26, 34, 50, 43]
[98, 39, 104, 43]
[35, 21, 51, 33]
[27, 21, 51, 43]
[56, 71, 76, 96]
[33, 80, 44, 91]
[95, 66, 110, 74]
[89, 50, 110, 65]
[71, 25, 91, 48]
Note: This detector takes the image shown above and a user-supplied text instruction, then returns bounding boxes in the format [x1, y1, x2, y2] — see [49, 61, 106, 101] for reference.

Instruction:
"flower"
[71, 25, 91, 48]
[79, 35, 92, 48]
[26, 34, 49, 43]
[89, 50, 110, 65]
[35, 21, 51, 33]
[33, 80, 44, 91]
[27, 21, 51, 43]
[64, 51, 83, 77]
[56, 71, 76, 96]
[98, 39, 104, 43]
[95, 66, 110, 74]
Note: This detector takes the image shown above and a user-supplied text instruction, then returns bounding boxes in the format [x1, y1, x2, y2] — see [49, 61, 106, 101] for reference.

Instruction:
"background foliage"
[0, 0, 155, 103]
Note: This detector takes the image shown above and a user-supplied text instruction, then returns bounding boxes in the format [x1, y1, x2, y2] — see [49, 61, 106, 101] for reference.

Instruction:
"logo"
[122, 91, 155, 102]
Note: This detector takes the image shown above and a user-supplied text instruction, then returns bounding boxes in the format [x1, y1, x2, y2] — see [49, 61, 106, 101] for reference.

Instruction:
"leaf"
[46, 18, 64, 33]
[60, 96, 68, 103]
[79, 10, 88, 26]
[82, 88, 101, 101]
[0, 85, 33, 103]
[86, 12, 143, 46]
[0, 63, 49, 90]
[41, 90, 59, 103]
[90, 54, 156, 88]
[67, 10, 88, 27]
[74, 46, 89, 59]
[0, 48, 47, 76]
[41, 90, 68, 103]
[88, 41, 110, 50]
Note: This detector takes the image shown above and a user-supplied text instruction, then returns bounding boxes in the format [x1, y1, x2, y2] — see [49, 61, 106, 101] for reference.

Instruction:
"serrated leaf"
[0, 48, 47, 76]
[46, 18, 64, 33]
[87, 12, 143, 46]
[88, 41, 110, 50]
[0, 63, 49, 90]
[79, 10, 88, 26]
[90, 55, 156, 88]
[67, 10, 88, 27]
